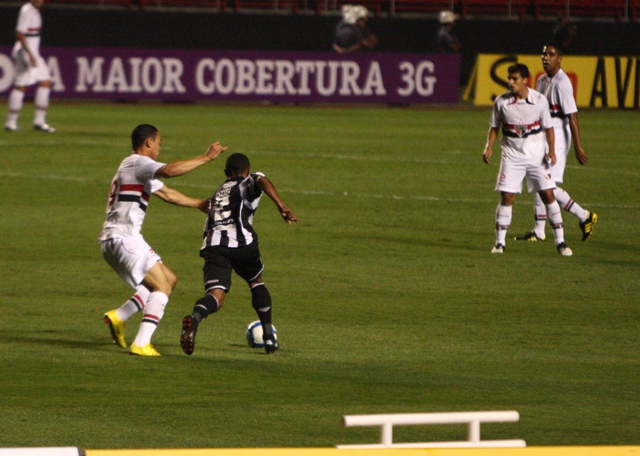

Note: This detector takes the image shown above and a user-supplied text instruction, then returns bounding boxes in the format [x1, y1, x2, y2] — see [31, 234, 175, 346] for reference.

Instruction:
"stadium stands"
[0, 0, 634, 20]
[460, 0, 529, 19]
[391, 0, 457, 16]
[534, 0, 628, 20]
[139, 0, 226, 9]
[42, 0, 133, 6]
[316, 0, 385, 16]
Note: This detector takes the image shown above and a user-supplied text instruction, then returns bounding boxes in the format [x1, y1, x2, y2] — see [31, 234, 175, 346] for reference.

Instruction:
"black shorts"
[200, 243, 264, 293]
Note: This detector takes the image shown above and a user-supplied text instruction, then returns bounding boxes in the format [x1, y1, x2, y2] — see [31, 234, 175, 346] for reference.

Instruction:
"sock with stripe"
[5, 89, 24, 129]
[192, 293, 220, 323]
[251, 284, 273, 337]
[115, 285, 150, 322]
[554, 187, 588, 223]
[546, 201, 566, 245]
[133, 291, 168, 347]
[34, 86, 51, 126]
[495, 204, 512, 246]
[532, 193, 547, 239]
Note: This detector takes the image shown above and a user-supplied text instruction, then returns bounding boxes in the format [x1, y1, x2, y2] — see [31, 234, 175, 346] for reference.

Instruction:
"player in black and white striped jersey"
[181, 153, 298, 356]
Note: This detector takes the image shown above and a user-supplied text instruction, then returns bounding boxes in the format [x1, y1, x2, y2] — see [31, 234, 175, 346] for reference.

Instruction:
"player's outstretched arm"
[154, 185, 209, 213]
[482, 127, 499, 164]
[258, 177, 298, 224]
[155, 142, 228, 179]
[568, 113, 588, 165]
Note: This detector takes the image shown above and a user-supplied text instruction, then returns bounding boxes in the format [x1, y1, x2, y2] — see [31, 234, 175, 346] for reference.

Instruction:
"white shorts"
[495, 158, 556, 194]
[100, 236, 162, 289]
[550, 146, 569, 184]
[14, 49, 50, 87]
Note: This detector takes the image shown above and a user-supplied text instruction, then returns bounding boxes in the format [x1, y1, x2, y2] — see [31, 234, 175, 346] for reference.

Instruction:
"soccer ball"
[246, 320, 277, 348]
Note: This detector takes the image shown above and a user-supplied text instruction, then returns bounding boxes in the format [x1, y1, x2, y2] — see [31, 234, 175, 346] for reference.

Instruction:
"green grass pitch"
[0, 101, 638, 449]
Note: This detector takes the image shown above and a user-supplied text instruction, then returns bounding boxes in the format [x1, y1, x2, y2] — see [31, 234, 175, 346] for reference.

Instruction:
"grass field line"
[2, 170, 637, 210]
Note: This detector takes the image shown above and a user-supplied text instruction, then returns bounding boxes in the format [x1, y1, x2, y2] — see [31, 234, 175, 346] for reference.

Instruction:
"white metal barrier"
[337, 411, 526, 449]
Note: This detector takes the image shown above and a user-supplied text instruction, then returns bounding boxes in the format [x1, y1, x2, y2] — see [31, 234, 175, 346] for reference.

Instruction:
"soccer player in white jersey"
[180, 153, 298, 356]
[483, 63, 572, 256]
[515, 42, 597, 242]
[4, 0, 56, 133]
[100, 124, 227, 356]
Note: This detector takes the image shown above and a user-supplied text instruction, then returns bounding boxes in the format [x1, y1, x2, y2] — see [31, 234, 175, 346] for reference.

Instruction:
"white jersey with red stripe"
[99, 154, 165, 241]
[490, 88, 553, 163]
[12, 2, 43, 58]
[536, 69, 577, 152]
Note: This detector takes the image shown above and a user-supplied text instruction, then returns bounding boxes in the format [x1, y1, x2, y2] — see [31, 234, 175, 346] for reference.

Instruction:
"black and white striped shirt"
[201, 172, 265, 248]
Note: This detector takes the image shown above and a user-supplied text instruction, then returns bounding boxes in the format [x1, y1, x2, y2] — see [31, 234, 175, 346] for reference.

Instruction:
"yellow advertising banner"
[470, 54, 640, 108]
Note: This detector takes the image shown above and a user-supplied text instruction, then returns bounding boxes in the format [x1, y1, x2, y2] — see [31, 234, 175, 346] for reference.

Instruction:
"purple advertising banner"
[0, 47, 461, 103]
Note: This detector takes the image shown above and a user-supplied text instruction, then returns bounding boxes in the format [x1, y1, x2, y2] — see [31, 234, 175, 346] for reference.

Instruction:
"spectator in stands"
[5, 0, 56, 133]
[333, 4, 378, 53]
[437, 10, 461, 54]
[552, 14, 577, 50]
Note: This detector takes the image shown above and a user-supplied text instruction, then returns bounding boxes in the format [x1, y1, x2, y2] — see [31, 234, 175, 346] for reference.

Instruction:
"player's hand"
[197, 199, 210, 214]
[574, 146, 588, 165]
[547, 151, 557, 166]
[482, 148, 492, 164]
[28, 53, 37, 67]
[281, 207, 298, 224]
[205, 142, 228, 161]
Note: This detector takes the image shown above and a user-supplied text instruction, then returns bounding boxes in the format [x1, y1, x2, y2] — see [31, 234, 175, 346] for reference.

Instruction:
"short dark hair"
[131, 124, 158, 150]
[543, 41, 564, 56]
[225, 153, 250, 177]
[508, 63, 530, 79]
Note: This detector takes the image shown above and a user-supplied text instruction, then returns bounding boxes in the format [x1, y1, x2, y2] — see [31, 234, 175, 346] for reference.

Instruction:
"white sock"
[5, 89, 24, 128]
[34, 86, 51, 126]
[133, 291, 168, 347]
[546, 201, 565, 245]
[554, 187, 588, 223]
[495, 204, 512, 246]
[532, 193, 547, 238]
[115, 285, 150, 322]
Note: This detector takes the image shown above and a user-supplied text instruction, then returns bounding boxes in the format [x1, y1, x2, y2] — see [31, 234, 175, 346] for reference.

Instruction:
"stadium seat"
[460, 0, 528, 19]
[233, 0, 299, 13]
[391, 0, 458, 16]
[43, 0, 133, 6]
[139, 0, 227, 10]
[631, 0, 640, 20]
[531, 0, 566, 19]
[316, 0, 385, 16]
[534, 0, 628, 20]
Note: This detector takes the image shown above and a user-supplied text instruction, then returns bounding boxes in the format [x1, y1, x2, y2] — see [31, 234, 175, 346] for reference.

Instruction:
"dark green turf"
[0, 102, 638, 449]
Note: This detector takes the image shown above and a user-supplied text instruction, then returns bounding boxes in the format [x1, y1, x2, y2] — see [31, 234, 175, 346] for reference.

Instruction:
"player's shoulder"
[20, 2, 36, 14]
[528, 88, 549, 104]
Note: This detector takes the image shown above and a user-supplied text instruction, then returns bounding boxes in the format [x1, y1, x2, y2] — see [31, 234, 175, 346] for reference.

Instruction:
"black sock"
[251, 284, 273, 337]
[193, 294, 219, 323]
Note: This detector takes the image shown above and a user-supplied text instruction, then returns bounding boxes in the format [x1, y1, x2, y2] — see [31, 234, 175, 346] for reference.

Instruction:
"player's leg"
[538, 189, 572, 256]
[517, 192, 547, 241]
[493, 192, 515, 253]
[181, 289, 226, 356]
[181, 246, 231, 355]
[129, 262, 176, 355]
[104, 285, 150, 349]
[33, 77, 55, 132]
[248, 278, 278, 354]
[5, 86, 26, 131]
[527, 161, 572, 256]
[492, 160, 524, 253]
[553, 187, 597, 241]
[5, 51, 31, 131]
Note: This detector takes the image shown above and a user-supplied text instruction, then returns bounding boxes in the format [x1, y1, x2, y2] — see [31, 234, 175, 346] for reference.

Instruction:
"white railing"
[337, 411, 526, 449]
